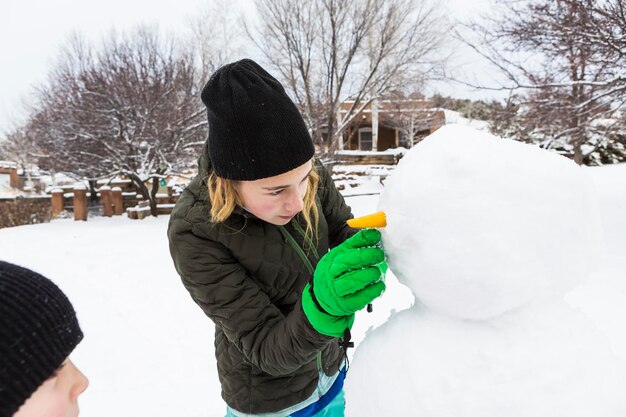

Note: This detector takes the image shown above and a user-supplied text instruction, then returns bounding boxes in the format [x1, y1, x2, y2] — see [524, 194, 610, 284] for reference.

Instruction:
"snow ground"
[0, 162, 624, 417]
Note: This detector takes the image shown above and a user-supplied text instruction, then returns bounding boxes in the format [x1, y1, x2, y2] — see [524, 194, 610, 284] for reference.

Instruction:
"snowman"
[344, 124, 626, 416]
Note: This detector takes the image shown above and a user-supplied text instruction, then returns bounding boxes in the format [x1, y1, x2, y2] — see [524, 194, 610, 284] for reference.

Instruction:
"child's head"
[208, 160, 319, 227]
[201, 58, 315, 182]
[202, 59, 320, 235]
[0, 261, 88, 417]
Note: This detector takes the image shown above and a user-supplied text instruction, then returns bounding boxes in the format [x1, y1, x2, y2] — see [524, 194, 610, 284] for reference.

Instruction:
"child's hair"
[208, 161, 320, 242]
[0, 261, 83, 416]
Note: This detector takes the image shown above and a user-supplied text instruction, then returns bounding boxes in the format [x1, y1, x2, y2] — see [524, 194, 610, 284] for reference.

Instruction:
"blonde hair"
[208, 161, 320, 243]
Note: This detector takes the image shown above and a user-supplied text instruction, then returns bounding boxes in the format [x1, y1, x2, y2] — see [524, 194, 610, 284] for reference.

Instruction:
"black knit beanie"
[0, 261, 83, 417]
[201, 58, 315, 180]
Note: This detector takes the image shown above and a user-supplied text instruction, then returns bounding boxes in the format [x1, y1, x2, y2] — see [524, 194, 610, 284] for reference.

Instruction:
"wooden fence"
[48, 178, 181, 221]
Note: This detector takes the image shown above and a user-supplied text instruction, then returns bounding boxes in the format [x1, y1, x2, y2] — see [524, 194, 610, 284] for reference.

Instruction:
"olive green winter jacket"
[167, 145, 356, 414]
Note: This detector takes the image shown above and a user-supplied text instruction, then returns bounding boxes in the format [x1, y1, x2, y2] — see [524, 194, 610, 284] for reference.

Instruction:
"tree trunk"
[126, 172, 158, 217]
[573, 142, 583, 165]
[149, 176, 160, 217]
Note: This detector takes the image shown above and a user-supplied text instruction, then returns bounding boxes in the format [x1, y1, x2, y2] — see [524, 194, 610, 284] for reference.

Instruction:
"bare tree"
[464, 0, 626, 164]
[0, 126, 43, 187]
[186, 0, 248, 82]
[28, 27, 206, 215]
[0, 126, 39, 169]
[249, 0, 448, 157]
[378, 91, 441, 147]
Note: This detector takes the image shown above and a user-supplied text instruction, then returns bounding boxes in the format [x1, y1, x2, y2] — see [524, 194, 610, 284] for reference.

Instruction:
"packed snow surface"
[379, 124, 603, 320]
[345, 124, 626, 416]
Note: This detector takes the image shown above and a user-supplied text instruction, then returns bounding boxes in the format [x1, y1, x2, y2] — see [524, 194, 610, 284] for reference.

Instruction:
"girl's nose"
[69, 361, 89, 399]
[285, 190, 304, 213]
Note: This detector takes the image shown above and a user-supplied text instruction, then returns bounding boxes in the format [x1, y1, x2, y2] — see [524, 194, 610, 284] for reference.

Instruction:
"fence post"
[73, 184, 88, 221]
[111, 187, 124, 215]
[51, 189, 64, 217]
[99, 186, 113, 217]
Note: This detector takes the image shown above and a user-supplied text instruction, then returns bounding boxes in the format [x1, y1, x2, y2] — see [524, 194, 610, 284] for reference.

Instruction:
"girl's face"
[235, 160, 313, 225]
[14, 358, 88, 417]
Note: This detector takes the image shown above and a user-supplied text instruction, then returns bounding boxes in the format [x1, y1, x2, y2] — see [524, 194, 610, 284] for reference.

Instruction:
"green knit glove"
[302, 229, 387, 337]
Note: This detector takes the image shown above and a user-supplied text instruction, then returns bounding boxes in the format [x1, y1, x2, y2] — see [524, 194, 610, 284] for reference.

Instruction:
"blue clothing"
[226, 368, 346, 417]
[290, 369, 345, 417]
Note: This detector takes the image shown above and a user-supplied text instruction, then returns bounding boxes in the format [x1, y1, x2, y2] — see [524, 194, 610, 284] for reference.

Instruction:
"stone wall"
[0, 196, 52, 229]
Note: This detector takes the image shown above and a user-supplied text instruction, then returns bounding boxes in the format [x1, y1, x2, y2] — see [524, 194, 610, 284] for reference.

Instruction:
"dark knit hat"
[0, 261, 83, 417]
[201, 59, 315, 180]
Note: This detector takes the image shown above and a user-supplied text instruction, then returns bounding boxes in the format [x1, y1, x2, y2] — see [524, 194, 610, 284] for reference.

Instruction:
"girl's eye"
[268, 175, 308, 196]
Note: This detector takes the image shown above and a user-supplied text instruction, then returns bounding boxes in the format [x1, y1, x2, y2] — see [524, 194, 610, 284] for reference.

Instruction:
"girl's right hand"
[302, 229, 387, 337]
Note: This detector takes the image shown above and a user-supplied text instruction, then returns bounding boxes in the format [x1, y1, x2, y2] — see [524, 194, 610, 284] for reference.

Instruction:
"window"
[358, 128, 373, 151]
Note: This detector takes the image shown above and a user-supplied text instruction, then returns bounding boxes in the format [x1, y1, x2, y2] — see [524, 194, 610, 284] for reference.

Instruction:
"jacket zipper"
[291, 220, 320, 260]
[277, 223, 324, 373]
[277, 225, 315, 275]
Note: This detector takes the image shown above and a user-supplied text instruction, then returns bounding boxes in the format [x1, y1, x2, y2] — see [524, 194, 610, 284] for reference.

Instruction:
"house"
[337, 98, 445, 151]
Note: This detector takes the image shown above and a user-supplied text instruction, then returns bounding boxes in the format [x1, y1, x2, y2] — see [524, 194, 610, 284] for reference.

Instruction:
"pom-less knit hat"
[201, 59, 315, 180]
[0, 261, 83, 417]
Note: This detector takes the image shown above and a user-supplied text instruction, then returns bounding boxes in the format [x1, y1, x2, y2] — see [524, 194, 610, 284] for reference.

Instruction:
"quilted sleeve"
[168, 212, 334, 377]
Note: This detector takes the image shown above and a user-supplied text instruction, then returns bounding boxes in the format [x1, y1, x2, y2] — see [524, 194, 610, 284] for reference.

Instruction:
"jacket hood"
[197, 139, 212, 178]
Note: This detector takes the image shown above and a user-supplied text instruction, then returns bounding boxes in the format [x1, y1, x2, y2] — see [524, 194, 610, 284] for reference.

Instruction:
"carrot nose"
[346, 211, 387, 228]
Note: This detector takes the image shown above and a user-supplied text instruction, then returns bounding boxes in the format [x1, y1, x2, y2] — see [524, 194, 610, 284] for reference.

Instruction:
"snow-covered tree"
[27, 27, 206, 215]
[466, 0, 626, 165]
[0, 126, 42, 180]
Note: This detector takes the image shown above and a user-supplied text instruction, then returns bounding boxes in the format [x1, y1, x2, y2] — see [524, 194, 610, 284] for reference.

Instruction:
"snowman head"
[378, 124, 602, 320]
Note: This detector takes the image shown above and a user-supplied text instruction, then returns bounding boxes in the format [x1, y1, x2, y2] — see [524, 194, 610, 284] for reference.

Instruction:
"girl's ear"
[216, 176, 228, 189]
[228, 178, 241, 193]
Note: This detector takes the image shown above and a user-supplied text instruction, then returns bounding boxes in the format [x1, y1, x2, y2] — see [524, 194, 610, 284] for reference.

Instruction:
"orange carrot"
[346, 211, 387, 229]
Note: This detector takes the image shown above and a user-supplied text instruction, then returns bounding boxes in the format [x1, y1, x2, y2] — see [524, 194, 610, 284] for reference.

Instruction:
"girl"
[168, 59, 386, 417]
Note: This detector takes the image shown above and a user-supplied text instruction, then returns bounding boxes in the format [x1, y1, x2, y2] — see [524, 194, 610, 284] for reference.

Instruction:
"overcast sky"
[0, 0, 503, 133]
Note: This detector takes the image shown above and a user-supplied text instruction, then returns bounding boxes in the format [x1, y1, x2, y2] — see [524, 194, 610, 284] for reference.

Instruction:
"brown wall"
[0, 197, 52, 229]
[377, 126, 397, 151]
[345, 125, 397, 151]
[339, 101, 446, 150]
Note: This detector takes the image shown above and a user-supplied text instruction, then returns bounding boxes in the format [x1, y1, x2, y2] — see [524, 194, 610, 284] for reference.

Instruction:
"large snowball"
[379, 124, 602, 320]
[345, 302, 626, 416]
